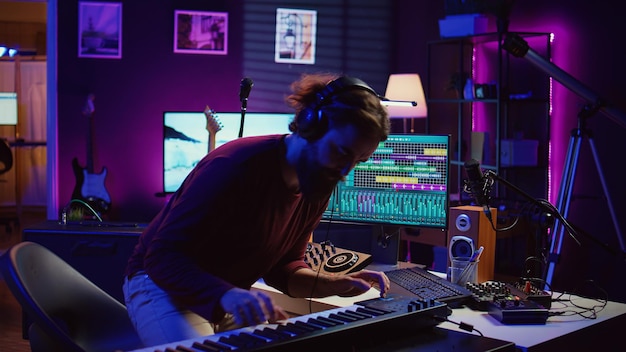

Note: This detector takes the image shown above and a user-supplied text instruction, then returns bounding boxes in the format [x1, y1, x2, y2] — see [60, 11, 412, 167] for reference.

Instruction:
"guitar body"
[72, 157, 111, 214]
[70, 94, 111, 216]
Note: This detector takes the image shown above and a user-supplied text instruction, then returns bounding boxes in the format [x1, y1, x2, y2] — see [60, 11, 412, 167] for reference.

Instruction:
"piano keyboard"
[128, 295, 449, 352]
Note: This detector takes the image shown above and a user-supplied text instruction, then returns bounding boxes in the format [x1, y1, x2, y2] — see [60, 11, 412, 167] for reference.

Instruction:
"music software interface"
[324, 134, 450, 228]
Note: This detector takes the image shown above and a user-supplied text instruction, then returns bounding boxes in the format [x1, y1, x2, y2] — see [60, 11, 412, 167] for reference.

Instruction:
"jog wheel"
[324, 252, 360, 273]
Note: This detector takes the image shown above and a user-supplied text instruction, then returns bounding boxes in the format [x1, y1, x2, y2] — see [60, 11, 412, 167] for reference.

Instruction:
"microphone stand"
[484, 170, 626, 284]
[239, 98, 248, 138]
[238, 98, 247, 138]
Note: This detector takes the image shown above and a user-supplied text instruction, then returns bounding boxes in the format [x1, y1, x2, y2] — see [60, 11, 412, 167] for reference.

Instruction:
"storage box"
[438, 14, 491, 38]
[500, 139, 538, 166]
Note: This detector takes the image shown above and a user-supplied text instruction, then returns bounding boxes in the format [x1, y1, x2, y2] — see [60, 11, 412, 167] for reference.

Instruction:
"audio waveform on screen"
[324, 134, 450, 228]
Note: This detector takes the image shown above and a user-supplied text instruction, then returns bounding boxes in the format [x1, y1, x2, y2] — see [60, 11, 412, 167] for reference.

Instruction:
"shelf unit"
[425, 31, 552, 204]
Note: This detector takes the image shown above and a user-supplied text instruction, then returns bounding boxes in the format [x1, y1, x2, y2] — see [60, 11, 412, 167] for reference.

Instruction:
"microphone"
[239, 77, 254, 105]
[238, 77, 253, 138]
[463, 159, 493, 220]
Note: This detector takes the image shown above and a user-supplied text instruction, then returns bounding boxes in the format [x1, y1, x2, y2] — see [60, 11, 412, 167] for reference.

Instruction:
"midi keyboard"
[128, 295, 449, 352]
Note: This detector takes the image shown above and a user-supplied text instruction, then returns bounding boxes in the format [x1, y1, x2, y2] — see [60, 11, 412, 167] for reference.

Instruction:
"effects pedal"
[487, 297, 549, 325]
[304, 241, 372, 276]
[510, 280, 552, 309]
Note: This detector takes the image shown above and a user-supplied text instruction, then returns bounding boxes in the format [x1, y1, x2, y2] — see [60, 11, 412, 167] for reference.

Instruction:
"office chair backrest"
[0, 241, 143, 352]
[0, 138, 13, 175]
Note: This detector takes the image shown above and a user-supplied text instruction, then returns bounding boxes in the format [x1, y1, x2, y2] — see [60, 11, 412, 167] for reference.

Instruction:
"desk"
[252, 264, 626, 352]
[441, 295, 626, 352]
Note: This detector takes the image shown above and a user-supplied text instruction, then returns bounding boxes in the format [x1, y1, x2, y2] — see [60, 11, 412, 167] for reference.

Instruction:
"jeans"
[123, 271, 235, 347]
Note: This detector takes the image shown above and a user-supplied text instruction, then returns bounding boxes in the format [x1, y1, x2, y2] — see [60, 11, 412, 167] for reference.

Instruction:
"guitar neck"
[86, 114, 95, 173]
[204, 105, 221, 154]
[209, 132, 217, 153]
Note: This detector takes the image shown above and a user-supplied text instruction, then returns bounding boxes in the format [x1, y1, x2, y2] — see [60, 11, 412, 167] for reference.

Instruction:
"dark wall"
[57, 0, 393, 221]
[57, 0, 626, 301]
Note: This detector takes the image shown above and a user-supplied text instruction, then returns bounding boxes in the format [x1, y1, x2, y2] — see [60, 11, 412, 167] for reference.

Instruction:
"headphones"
[296, 76, 379, 141]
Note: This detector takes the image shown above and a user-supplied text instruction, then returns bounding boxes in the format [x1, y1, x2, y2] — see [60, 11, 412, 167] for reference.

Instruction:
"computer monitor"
[0, 92, 18, 125]
[323, 134, 450, 229]
[163, 111, 293, 193]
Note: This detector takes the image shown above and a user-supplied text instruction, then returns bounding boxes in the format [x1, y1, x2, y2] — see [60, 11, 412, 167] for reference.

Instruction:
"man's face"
[296, 124, 379, 202]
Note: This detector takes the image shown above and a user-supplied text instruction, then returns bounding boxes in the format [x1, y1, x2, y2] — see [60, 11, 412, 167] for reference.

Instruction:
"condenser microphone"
[463, 159, 493, 220]
[238, 77, 253, 138]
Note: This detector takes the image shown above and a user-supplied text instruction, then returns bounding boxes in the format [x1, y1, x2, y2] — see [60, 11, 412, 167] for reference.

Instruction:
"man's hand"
[335, 269, 390, 298]
[220, 288, 289, 327]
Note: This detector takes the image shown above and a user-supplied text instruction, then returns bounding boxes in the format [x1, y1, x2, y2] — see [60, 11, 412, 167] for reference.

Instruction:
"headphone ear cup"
[297, 107, 327, 141]
[297, 76, 376, 141]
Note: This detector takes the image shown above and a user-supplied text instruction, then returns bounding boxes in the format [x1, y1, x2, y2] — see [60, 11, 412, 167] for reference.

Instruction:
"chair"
[0, 241, 144, 352]
[0, 138, 18, 233]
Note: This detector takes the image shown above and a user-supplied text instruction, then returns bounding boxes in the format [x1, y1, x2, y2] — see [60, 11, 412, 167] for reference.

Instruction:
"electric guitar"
[71, 93, 111, 215]
[204, 105, 222, 153]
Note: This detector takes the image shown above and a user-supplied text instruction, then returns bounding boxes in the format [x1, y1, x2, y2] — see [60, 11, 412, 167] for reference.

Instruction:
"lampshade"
[382, 73, 428, 118]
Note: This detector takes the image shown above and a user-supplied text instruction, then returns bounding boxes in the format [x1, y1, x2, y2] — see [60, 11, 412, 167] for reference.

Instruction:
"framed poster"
[174, 10, 228, 55]
[78, 2, 122, 59]
[275, 8, 317, 64]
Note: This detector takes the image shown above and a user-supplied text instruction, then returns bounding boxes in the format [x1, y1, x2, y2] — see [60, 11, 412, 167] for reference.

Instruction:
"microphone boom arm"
[485, 171, 625, 261]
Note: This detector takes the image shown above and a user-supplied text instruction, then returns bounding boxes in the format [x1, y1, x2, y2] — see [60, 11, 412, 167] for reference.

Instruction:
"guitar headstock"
[204, 105, 223, 135]
[82, 93, 95, 117]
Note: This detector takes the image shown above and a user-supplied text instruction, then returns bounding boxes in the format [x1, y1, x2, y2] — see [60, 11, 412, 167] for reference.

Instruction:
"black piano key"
[340, 309, 372, 320]
[329, 312, 357, 323]
[252, 327, 290, 341]
[338, 311, 365, 322]
[199, 339, 234, 351]
[277, 322, 309, 335]
[294, 320, 323, 331]
[356, 306, 389, 316]
[316, 315, 346, 326]
[306, 317, 335, 328]
[237, 332, 267, 346]
[218, 334, 253, 349]
[190, 341, 223, 351]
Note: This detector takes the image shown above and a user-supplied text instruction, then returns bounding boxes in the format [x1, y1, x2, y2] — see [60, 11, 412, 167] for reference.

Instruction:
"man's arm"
[287, 267, 390, 298]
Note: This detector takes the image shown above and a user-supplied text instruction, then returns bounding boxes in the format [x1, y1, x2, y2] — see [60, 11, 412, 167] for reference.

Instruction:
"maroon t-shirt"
[125, 134, 328, 322]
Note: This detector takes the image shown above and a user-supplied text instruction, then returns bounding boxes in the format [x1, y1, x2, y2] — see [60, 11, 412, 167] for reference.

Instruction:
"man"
[123, 73, 392, 347]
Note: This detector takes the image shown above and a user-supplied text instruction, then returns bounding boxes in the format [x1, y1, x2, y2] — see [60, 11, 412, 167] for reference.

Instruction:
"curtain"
[0, 59, 47, 207]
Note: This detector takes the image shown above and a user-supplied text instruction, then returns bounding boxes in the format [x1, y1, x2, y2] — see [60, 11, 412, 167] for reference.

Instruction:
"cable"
[433, 315, 484, 337]
[307, 191, 337, 314]
[60, 198, 103, 224]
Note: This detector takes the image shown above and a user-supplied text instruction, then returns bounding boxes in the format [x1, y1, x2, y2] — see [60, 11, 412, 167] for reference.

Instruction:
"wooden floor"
[0, 206, 48, 352]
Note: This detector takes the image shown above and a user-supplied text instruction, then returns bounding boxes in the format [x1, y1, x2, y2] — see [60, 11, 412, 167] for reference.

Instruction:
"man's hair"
[286, 73, 390, 142]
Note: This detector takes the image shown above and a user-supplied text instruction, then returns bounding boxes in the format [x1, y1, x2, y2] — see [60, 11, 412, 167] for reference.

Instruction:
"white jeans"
[123, 271, 236, 347]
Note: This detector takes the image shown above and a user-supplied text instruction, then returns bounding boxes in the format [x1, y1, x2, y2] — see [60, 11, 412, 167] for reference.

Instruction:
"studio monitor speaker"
[448, 205, 497, 283]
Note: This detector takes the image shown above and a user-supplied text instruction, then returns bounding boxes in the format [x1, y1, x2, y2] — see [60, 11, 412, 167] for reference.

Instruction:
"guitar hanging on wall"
[204, 105, 222, 153]
[71, 93, 111, 215]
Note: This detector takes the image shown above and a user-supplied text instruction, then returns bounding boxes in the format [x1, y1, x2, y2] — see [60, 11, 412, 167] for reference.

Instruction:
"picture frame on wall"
[78, 1, 122, 59]
[275, 8, 317, 64]
[174, 10, 228, 55]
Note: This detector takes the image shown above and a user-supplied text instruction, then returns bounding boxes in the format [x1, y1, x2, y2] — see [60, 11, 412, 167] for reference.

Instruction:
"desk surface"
[252, 263, 626, 352]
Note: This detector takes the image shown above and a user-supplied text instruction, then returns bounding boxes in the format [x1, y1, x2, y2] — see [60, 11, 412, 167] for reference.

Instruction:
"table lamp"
[382, 73, 428, 133]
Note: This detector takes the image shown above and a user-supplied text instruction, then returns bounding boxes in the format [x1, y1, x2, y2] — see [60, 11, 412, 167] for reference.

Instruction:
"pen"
[456, 246, 484, 285]
[471, 246, 484, 262]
